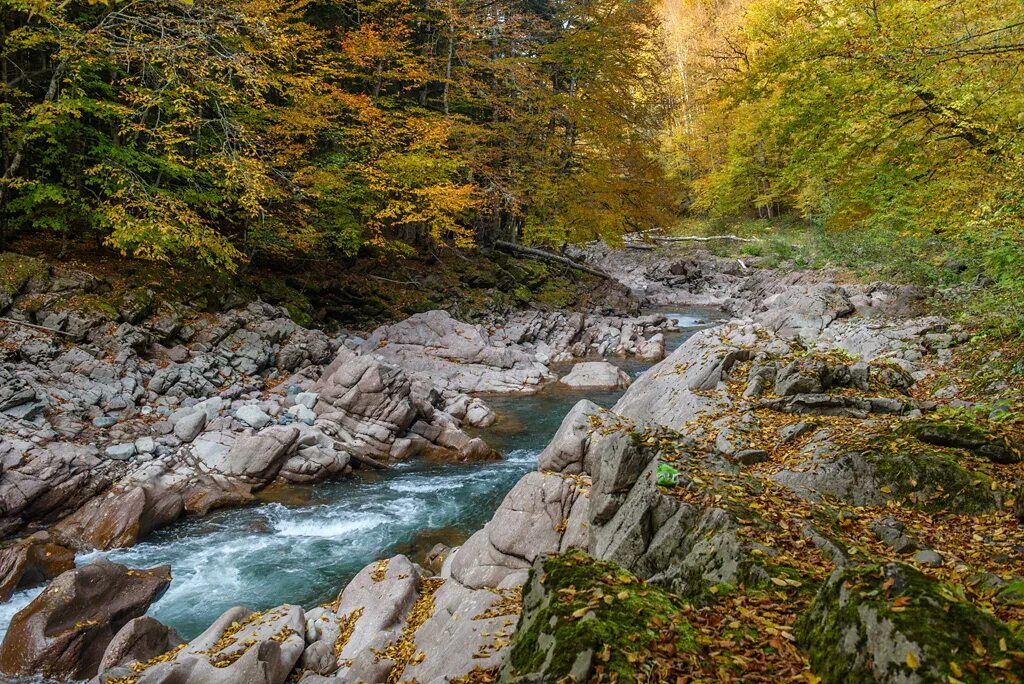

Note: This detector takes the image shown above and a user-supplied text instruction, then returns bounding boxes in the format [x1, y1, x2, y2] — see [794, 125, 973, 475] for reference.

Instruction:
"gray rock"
[538, 400, 602, 475]
[294, 391, 319, 409]
[173, 410, 206, 443]
[912, 549, 943, 567]
[558, 362, 631, 390]
[134, 437, 156, 454]
[235, 405, 272, 430]
[104, 443, 136, 461]
[92, 416, 118, 428]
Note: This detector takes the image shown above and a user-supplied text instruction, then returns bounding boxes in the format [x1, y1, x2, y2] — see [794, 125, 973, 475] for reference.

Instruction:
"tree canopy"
[1, 0, 673, 269]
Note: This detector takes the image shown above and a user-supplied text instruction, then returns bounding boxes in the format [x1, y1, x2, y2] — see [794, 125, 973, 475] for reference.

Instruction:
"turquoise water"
[0, 311, 718, 642]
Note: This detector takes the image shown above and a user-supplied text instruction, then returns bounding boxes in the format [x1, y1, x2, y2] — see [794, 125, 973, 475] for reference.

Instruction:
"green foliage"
[663, 0, 1024, 337]
[0, 0, 671, 270]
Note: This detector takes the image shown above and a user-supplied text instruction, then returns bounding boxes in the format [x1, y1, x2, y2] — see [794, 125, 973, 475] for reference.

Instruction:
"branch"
[493, 240, 611, 279]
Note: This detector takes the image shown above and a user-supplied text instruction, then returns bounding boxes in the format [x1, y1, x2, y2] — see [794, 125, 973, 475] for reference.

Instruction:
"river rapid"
[0, 310, 719, 641]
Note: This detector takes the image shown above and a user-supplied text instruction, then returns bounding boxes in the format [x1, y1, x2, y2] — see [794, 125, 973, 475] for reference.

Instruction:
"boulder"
[558, 362, 631, 390]
[235, 404, 272, 429]
[198, 426, 299, 482]
[173, 410, 207, 443]
[0, 559, 171, 681]
[359, 310, 553, 394]
[797, 563, 1024, 683]
[0, 534, 75, 602]
[303, 555, 423, 683]
[98, 604, 305, 684]
[98, 616, 184, 671]
[537, 400, 602, 475]
[450, 471, 589, 590]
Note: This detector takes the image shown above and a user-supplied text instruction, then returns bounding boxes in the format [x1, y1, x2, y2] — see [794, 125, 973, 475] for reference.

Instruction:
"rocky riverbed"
[0, 244, 1021, 683]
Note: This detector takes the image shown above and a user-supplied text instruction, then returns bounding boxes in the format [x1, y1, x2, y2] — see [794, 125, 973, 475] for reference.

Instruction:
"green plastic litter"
[656, 462, 680, 486]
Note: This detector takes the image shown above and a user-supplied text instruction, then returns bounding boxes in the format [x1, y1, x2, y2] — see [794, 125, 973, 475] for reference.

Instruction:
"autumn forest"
[1, 0, 1023, 284]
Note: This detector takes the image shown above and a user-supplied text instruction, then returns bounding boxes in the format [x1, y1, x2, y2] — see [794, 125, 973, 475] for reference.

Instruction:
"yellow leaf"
[906, 651, 919, 670]
[950, 662, 963, 677]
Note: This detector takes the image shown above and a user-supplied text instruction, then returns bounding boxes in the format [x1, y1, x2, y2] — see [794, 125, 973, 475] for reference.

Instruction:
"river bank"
[1, 242, 1021, 683]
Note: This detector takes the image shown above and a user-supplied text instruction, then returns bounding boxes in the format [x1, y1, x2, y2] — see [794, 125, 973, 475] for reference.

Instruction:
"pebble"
[92, 416, 119, 428]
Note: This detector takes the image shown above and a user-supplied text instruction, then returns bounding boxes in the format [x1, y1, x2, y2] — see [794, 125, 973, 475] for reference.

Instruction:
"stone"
[99, 604, 305, 684]
[199, 426, 299, 482]
[104, 443, 136, 461]
[0, 535, 75, 602]
[0, 559, 171, 681]
[734, 448, 769, 466]
[173, 410, 206, 443]
[92, 416, 118, 428]
[558, 362, 631, 390]
[294, 391, 319, 409]
[287, 403, 316, 424]
[912, 549, 943, 567]
[98, 616, 184, 671]
[134, 436, 156, 454]
[235, 404, 272, 430]
[538, 400, 602, 475]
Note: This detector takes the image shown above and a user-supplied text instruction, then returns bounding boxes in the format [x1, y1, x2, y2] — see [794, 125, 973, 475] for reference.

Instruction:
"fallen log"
[626, 234, 760, 244]
[0, 317, 76, 337]
[494, 240, 611, 279]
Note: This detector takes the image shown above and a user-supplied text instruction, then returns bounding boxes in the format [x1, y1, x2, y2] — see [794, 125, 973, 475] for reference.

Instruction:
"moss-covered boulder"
[797, 563, 1024, 683]
[906, 416, 1023, 465]
[0, 253, 47, 312]
[498, 550, 696, 683]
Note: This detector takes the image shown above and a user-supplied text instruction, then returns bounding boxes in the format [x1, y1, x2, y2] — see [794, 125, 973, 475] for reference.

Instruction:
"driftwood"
[493, 240, 611, 279]
[0, 317, 75, 337]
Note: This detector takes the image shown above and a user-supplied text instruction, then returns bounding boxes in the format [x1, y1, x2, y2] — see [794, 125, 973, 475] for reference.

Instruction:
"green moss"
[797, 563, 1023, 684]
[507, 550, 696, 682]
[0, 253, 47, 300]
[861, 444, 999, 514]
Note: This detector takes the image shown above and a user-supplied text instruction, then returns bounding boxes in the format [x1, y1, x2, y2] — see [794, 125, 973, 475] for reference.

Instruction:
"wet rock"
[0, 534, 75, 602]
[0, 558, 171, 681]
[98, 616, 184, 671]
[558, 361, 631, 390]
[51, 483, 185, 551]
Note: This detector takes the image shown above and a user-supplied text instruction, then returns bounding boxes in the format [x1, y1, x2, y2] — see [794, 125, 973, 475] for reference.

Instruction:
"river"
[0, 309, 719, 642]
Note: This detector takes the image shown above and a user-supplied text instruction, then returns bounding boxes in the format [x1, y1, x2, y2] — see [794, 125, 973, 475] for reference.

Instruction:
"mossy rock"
[0, 253, 48, 310]
[905, 417, 1022, 465]
[860, 446, 1000, 514]
[499, 550, 696, 683]
[797, 563, 1024, 683]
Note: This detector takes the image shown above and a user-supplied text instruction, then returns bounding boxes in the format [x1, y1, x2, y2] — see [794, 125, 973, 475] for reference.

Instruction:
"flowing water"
[0, 309, 720, 641]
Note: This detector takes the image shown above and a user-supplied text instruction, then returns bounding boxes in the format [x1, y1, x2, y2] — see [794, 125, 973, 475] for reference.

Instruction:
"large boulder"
[0, 559, 171, 681]
[198, 426, 300, 482]
[537, 400, 603, 475]
[97, 604, 305, 684]
[0, 533, 75, 602]
[798, 563, 1024, 683]
[360, 310, 553, 394]
[558, 362, 631, 390]
[302, 555, 423, 683]
[97, 616, 184, 672]
[450, 471, 590, 590]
